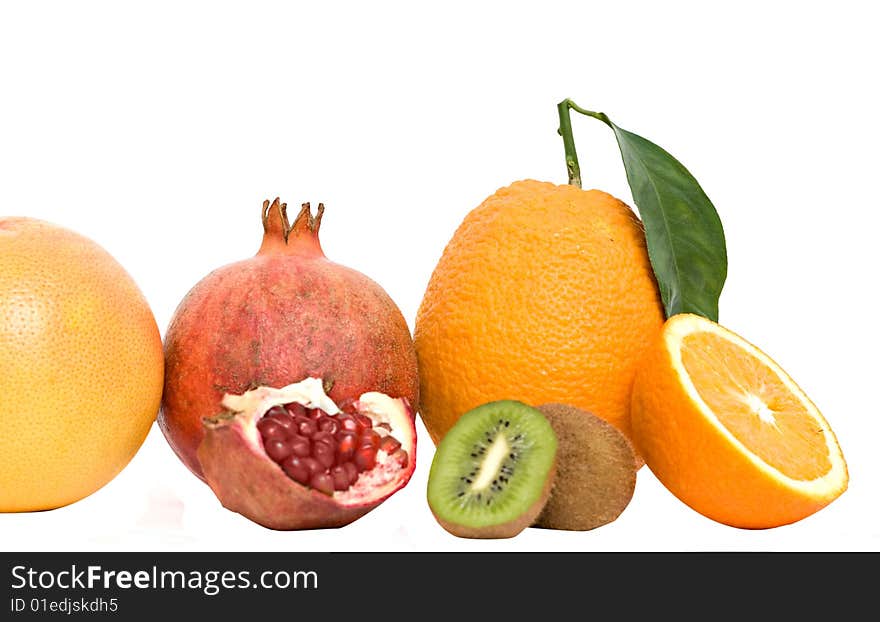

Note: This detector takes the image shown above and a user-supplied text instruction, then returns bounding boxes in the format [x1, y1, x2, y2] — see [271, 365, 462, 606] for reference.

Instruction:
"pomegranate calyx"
[290, 201, 324, 235]
[260, 197, 291, 245]
[284, 202, 325, 257]
[258, 199, 325, 256]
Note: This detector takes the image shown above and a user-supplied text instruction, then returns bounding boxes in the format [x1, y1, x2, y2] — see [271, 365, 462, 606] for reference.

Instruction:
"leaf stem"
[556, 100, 581, 188]
[557, 98, 614, 187]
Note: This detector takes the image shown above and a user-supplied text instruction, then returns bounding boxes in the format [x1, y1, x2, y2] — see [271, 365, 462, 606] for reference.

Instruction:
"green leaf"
[559, 102, 728, 322]
[607, 120, 727, 321]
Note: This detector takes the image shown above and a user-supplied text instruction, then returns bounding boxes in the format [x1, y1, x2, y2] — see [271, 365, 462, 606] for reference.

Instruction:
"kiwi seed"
[534, 403, 638, 531]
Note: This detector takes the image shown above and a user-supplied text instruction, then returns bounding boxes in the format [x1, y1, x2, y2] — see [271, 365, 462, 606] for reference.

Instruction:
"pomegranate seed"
[393, 449, 409, 469]
[338, 415, 360, 433]
[336, 433, 357, 463]
[310, 472, 334, 495]
[301, 457, 323, 477]
[257, 418, 286, 441]
[335, 428, 356, 442]
[265, 405, 288, 419]
[354, 413, 372, 431]
[311, 430, 336, 448]
[265, 439, 293, 463]
[336, 398, 358, 415]
[331, 465, 349, 491]
[307, 408, 325, 420]
[359, 429, 381, 449]
[343, 461, 358, 485]
[297, 418, 317, 437]
[281, 456, 310, 485]
[318, 417, 339, 435]
[379, 435, 401, 455]
[266, 410, 296, 431]
[312, 441, 335, 469]
[354, 446, 376, 472]
[289, 435, 311, 458]
[285, 402, 307, 418]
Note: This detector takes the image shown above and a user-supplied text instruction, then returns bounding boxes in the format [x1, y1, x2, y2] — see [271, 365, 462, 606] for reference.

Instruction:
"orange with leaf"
[417, 99, 847, 531]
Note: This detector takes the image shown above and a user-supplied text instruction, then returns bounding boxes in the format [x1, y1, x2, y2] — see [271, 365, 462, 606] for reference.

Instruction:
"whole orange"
[414, 180, 664, 445]
[0, 217, 164, 512]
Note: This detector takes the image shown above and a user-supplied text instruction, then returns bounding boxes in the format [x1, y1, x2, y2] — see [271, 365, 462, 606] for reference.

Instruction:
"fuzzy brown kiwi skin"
[432, 462, 557, 539]
[534, 403, 637, 531]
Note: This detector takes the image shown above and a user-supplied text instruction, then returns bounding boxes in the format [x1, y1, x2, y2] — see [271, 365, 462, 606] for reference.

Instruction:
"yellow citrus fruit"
[0, 217, 164, 512]
[414, 179, 664, 445]
[630, 313, 848, 528]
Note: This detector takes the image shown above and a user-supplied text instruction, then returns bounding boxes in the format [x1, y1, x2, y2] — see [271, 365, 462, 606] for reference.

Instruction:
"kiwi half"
[535, 403, 638, 531]
[427, 400, 558, 539]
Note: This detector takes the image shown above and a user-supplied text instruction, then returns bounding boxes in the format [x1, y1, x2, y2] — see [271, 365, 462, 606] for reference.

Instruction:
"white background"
[1, 1, 877, 553]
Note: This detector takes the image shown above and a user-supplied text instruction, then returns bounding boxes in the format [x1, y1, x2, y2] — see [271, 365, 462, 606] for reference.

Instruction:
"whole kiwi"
[534, 403, 638, 531]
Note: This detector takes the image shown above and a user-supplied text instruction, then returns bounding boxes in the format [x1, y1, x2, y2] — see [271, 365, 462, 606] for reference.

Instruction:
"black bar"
[1, 552, 874, 617]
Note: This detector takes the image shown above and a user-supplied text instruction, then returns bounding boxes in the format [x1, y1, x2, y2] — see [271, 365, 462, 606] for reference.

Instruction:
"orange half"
[630, 313, 848, 529]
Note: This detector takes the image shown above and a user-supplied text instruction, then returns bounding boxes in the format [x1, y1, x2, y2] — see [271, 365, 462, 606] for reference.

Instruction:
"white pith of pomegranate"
[197, 377, 417, 530]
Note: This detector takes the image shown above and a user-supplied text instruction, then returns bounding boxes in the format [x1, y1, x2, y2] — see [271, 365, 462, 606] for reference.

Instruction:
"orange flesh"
[680, 332, 831, 481]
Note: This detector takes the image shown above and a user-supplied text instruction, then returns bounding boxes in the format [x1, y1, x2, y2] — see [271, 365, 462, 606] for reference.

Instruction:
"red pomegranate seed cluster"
[257, 402, 405, 495]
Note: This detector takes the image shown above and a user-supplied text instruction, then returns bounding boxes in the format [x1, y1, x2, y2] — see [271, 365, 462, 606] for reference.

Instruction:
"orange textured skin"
[630, 314, 848, 529]
[0, 217, 164, 512]
[414, 180, 664, 446]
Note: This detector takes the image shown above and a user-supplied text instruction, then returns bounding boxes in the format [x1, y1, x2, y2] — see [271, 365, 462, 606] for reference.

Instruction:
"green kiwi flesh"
[427, 400, 558, 539]
[535, 403, 638, 531]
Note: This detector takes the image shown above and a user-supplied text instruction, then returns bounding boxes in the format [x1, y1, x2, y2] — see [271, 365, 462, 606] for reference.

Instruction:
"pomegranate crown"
[259, 197, 325, 255]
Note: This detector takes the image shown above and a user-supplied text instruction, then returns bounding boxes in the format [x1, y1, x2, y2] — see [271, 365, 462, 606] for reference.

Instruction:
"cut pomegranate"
[159, 199, 419, 482]
[197, 376, 416, 530]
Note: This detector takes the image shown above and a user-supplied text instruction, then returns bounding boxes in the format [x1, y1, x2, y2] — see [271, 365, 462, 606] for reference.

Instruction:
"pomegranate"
[198, 377, 416, 529]
[159, 198, 419, 479]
